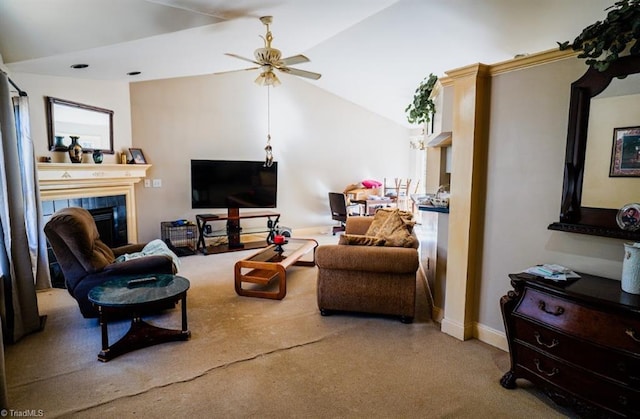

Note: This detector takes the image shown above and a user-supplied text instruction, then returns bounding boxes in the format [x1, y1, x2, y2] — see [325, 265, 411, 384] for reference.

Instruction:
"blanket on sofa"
[115, 239, 181, 271]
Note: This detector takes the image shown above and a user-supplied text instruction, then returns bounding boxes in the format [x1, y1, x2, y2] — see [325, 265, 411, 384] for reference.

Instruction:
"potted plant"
[558, 0, 640, 71]
[405, 73, 438, 125]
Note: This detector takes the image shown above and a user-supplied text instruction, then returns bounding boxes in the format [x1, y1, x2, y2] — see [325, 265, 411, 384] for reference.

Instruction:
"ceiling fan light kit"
[255, 70, 281, 87]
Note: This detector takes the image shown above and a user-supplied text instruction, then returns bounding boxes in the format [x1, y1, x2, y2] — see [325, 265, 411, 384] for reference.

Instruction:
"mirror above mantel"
[548, 54, 640, 241]
[46, 96, 114, 154]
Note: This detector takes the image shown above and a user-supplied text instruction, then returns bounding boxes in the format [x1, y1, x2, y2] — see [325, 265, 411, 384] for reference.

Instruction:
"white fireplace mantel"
[37, 163, 151, 243]
[37, 163, 151, 190]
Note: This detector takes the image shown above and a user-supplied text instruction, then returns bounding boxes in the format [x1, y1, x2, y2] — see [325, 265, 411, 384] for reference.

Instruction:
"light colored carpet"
[5, 233, 572, 418]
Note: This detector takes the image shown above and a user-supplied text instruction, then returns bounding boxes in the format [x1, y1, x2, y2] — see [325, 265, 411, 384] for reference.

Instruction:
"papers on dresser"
[524, 264, 581, 282]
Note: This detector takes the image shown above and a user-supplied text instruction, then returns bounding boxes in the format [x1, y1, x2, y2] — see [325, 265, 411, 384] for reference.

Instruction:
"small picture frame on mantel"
[129, 148, 147, 164]
[610, 126, 640, 177]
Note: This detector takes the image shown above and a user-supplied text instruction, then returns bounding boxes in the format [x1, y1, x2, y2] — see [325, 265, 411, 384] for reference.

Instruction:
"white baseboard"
[474, 322, 508, 352]
[440, 318, 508, 352]
[441, 317, 474, 340]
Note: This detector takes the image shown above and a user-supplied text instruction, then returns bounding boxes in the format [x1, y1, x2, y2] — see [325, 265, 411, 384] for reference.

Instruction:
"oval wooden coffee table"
[88, 274, 190, 362]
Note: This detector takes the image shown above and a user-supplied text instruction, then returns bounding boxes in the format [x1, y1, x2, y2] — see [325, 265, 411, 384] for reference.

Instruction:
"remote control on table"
[127, 277, 157, 287]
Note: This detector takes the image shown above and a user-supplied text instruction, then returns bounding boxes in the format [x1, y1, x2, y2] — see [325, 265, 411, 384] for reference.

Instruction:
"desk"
[352, 198, 395, 216]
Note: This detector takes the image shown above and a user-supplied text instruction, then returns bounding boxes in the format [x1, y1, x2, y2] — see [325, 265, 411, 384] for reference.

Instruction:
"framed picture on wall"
[610, 126, 640, 177]
[129, 148, 147, 164]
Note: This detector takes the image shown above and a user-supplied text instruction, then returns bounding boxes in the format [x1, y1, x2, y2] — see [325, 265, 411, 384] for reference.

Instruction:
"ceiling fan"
[223, 16, 322, 86]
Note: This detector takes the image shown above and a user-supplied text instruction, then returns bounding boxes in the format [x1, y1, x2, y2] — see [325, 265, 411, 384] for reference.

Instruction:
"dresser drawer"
[515, 288, 640, 353]
[514, 343, 640, 415]
[513, 317, 640, 388]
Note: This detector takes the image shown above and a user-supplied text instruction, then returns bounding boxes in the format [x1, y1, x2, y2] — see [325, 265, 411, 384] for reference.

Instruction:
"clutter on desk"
[524, 264, 581, 282]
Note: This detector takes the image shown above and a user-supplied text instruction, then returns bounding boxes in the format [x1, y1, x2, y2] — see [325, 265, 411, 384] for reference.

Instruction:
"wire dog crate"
[161, 222, 197, 255]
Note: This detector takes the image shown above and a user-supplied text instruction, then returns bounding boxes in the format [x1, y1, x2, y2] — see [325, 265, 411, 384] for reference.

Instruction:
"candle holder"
[273, 234, 286, 253]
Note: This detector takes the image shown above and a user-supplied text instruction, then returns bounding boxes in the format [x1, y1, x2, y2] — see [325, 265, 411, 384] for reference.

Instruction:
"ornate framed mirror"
[46, 97, 114, 153]
[548, 54, 640, 240]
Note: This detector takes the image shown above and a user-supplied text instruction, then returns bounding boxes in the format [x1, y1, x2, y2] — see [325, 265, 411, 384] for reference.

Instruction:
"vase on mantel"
[53, 135, 67, 151]
[622, 242, 640, 294]
[92, 149, 104, 164]
[68, 136, 83, 163]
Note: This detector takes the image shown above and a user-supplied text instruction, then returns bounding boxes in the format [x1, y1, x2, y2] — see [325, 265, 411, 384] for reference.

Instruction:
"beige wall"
[477, 56, 628, 336]
[583, 94, 640, 208]
[14, 70, 410, 242]
[129, 71, 411, 241]
[11, 73, 132, 163]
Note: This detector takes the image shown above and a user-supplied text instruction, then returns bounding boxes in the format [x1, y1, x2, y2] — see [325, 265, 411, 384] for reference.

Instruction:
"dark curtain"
[0, 71, 50, 408]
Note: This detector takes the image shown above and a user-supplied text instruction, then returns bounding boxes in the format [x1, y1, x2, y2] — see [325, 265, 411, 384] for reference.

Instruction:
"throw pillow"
[365, 208, 395, 237]
[373, 210, 406, 240]
[361, 179, 382, 189]
[366, 208, 417, 248]
[365, 207, 415, 234]
[339, 234, 386, 246]
[382, 222, 418, 248]
[398, 210, 417, 232]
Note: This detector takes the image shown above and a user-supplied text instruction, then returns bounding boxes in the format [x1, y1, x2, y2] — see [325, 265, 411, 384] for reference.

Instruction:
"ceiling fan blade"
[278, 67, 322, 80]
[213, 67, 260, 75]
[225, 53, 261, 66]
[279, 55, 310, 66]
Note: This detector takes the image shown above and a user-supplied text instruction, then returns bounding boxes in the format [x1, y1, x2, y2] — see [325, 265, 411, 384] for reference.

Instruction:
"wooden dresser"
[500, 272, 640, 418]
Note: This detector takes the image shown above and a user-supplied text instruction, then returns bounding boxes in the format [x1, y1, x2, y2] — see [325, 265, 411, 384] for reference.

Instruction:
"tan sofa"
[316, 216, 419, 323]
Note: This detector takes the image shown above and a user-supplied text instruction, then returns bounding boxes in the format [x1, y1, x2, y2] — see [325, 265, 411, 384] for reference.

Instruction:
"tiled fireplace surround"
[38, 163, 151, 287]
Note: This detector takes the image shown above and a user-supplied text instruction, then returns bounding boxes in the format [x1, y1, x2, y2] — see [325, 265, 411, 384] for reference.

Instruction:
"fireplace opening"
[89, 207, 116, 247]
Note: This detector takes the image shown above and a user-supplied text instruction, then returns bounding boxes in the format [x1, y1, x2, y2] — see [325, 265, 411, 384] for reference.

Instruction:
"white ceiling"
[0, 0, 615, 126]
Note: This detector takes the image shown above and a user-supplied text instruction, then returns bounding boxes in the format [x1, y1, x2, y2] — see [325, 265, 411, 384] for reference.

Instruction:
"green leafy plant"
[405, 73, 438, 125]
[558, 0, 640, 71]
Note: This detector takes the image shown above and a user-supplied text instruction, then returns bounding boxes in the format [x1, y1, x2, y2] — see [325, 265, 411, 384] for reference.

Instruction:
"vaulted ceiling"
[0, 0, 615, 126]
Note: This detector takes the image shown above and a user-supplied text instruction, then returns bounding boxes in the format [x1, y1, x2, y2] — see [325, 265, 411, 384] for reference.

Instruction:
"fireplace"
[43, 195, 128, 288]
[37, 163, 151, 288]
[42, 195, 127, 246]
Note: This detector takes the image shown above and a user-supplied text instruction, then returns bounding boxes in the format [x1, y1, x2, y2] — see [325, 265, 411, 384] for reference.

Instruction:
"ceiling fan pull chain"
[264, 85, 274, 167]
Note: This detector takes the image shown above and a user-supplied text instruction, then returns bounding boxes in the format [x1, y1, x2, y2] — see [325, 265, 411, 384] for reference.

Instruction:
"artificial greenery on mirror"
[558, 0, 640, 71]
[405, 73, 438, 125]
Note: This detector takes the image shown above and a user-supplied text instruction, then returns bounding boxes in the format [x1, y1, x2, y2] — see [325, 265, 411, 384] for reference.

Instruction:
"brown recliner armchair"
[316, 215, 419, 323]
[44, 207, 177, 318]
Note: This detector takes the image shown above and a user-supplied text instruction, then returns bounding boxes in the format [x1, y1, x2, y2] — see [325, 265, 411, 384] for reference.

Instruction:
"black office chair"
[328, 192, 350, 235]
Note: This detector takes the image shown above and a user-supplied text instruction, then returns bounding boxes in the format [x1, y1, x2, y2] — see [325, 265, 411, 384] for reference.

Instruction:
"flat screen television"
[191, 160, 278, 209]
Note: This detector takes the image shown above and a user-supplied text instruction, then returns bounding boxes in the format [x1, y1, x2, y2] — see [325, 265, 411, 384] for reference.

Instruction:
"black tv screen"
[191, 160, 278, 209]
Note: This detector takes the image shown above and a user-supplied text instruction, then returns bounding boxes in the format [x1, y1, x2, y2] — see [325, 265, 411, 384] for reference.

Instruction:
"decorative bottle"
[92, 149, 104, 164]
[622, 242, 640, 294]
[53, 135, 67, 151]
[68, 136, 83, 163]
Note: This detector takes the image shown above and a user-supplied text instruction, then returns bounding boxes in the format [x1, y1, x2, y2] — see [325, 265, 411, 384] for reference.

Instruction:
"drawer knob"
[534, 331, 559, 348]
[538, 300, 565, 316]
[534, 358, 559, 377]
[626, 328, 640, 343]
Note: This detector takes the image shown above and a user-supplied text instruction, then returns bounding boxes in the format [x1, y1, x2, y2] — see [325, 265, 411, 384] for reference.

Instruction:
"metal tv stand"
[196, 209, 280, 255]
